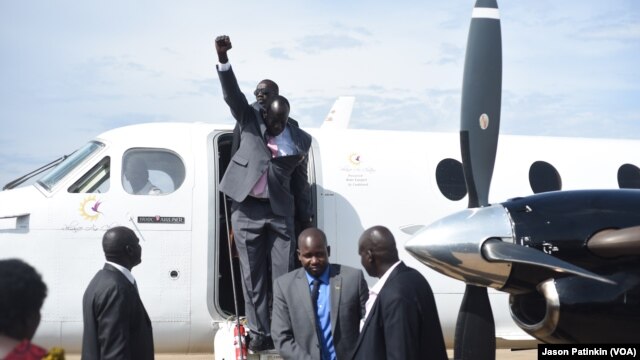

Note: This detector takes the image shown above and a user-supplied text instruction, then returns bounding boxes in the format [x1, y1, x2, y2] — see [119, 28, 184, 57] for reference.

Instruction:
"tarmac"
[65, 349, 538, 359]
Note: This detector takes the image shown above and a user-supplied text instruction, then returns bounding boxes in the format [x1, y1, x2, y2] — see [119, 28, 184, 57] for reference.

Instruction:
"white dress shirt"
[360, 260, 401, 331]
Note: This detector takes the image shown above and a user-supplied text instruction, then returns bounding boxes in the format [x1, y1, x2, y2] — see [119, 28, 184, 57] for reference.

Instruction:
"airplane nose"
[405, 204, 514, 289]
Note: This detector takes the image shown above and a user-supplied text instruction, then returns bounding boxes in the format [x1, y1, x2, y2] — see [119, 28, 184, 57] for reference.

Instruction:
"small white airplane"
[1, 0, 639, 356]
[2, 122, 640, 354]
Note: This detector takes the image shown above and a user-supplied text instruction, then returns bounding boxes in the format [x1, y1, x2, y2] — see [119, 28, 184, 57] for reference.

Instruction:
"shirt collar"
[305, 264, 331, 285]
[369, 260, 401, 296]
[106, 261, 136, 285]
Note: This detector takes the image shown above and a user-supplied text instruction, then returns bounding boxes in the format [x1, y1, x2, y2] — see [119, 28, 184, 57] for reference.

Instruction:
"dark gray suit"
[351, 262, 447, 360]
[217, 65, 313, 337]
[82, 264, 154, 360]
[271, 264, 368, 360]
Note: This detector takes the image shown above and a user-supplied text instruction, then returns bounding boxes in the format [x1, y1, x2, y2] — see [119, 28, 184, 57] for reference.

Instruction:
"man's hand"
[215, 35, 232, 64]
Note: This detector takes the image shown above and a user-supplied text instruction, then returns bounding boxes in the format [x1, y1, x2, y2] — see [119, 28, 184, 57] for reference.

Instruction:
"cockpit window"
[122, 149, 185, 195]
[68, 157, 110, 194]
[38, 141, 105, 191]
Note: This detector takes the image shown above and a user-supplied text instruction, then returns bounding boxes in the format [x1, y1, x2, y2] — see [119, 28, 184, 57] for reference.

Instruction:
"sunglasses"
[254, 88, 270, 97]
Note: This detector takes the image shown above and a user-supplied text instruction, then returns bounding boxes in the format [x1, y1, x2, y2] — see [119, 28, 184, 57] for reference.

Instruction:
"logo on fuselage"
[79, 195, 103, 221]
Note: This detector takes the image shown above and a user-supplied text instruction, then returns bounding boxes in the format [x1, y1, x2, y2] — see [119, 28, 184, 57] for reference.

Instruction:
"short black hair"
[0, 259, 48, 334]
[103, 226, 138, 260]
[258, 79, 279, 95]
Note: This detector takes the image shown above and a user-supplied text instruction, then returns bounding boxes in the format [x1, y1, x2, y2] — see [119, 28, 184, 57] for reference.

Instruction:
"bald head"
[358, 225, 399, 278]
[297, 227, 330, 277]
[265, 95, 290, 136]
[103, 226, 142, 270]
[298, 227, 327, 249]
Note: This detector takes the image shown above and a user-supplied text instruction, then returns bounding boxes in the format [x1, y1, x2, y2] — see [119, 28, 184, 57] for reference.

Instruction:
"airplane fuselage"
[1, 122, 639, 352]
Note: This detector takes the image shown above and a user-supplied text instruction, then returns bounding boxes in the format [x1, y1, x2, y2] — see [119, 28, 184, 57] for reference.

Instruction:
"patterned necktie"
[311, 278, 325, 355]
[311, 278, 320, 310]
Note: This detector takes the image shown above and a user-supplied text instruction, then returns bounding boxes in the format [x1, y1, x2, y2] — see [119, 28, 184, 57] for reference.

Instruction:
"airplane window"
[529, 161, 562, 194]
[122, 149, 185, 195]
[617, 164, 640, 189]
[68, 157, 110, 193]
[38, 141, 105, 191]
[435, 158, 467, 201]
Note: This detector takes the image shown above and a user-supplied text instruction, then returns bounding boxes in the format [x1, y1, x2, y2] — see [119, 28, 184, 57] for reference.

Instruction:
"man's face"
[127, 236, 142, 267]
[298, 238, 329, 277]
[358, 241, 375, 277]
[254, 82, 277, 108]
[265, 112, 287, 137]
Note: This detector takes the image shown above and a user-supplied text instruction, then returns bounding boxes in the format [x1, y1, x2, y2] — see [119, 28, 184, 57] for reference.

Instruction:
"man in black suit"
[352, 226, 447, 360]
[82, 226, 154, 360]
[215, 35, 314, 352]
[271, 228, 368, 360]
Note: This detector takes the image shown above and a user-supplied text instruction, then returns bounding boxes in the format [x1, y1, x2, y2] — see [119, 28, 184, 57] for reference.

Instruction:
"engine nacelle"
[509, 273, 640, 343]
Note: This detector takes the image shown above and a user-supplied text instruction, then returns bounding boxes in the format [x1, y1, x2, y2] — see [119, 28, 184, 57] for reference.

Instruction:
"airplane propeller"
[406, 1, 619, 358]
[454, 0, 502, 359]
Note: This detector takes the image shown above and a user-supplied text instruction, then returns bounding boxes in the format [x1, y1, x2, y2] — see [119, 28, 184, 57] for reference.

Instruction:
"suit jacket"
[352, 262, 447, 360]
[82, 264, 154, 360]
[217, 66, 313, 222]
[231, 114, 300, 158]
[272, 264, 368, 360]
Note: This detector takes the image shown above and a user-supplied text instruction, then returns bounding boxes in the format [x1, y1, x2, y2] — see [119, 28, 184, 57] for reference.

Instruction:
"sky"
[1, 1, 639, 187]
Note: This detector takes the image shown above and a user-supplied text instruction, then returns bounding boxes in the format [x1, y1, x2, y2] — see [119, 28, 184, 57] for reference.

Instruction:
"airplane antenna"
[128, 215, 147, 242]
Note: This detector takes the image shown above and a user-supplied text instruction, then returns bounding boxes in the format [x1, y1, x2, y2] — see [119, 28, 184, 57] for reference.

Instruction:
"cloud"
[426, 42, 463, 65]
[267, 47, 293, 60]
[296, 34, 364, 54]
[580, 22, 640, 42]
[186, 78, 220, 96]
[291, 85, 461, 131]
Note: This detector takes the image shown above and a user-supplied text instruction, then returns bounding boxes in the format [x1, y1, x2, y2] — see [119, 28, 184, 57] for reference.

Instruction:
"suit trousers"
[232, 196, 295, 336]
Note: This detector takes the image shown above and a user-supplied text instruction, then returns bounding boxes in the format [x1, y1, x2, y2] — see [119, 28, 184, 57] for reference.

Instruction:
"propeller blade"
[482, 239, 616, 285]
[455, 1, 502, 359]
[454, 285, 496, 360]
[460, 0, 502, 208]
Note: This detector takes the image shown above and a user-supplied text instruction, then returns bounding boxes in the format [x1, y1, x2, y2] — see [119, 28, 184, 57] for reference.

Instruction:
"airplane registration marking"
[472, 8, 500, 20]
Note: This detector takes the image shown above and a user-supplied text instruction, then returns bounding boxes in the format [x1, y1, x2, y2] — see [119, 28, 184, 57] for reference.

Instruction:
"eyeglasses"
[254, 88, 270, 97]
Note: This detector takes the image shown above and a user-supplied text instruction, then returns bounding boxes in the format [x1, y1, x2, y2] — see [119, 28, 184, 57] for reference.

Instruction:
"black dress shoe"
[248, 333, 275, 352]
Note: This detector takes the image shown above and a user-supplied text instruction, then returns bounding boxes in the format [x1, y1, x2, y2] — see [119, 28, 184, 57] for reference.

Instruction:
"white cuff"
[217, 62, 231, 71]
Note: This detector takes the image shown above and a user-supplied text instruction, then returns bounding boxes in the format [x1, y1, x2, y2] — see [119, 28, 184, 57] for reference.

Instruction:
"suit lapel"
[329, 264, 341, 334]
[104, 263, 151, 325]
[352, 296, 378, 358]
[295, 269, 317, 326]
[251, 107, 271, 157]
[352, 263, 406, 358]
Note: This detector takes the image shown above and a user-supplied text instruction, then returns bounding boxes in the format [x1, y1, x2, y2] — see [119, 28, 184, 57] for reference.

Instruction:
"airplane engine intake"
[508, 275, 640, 343]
